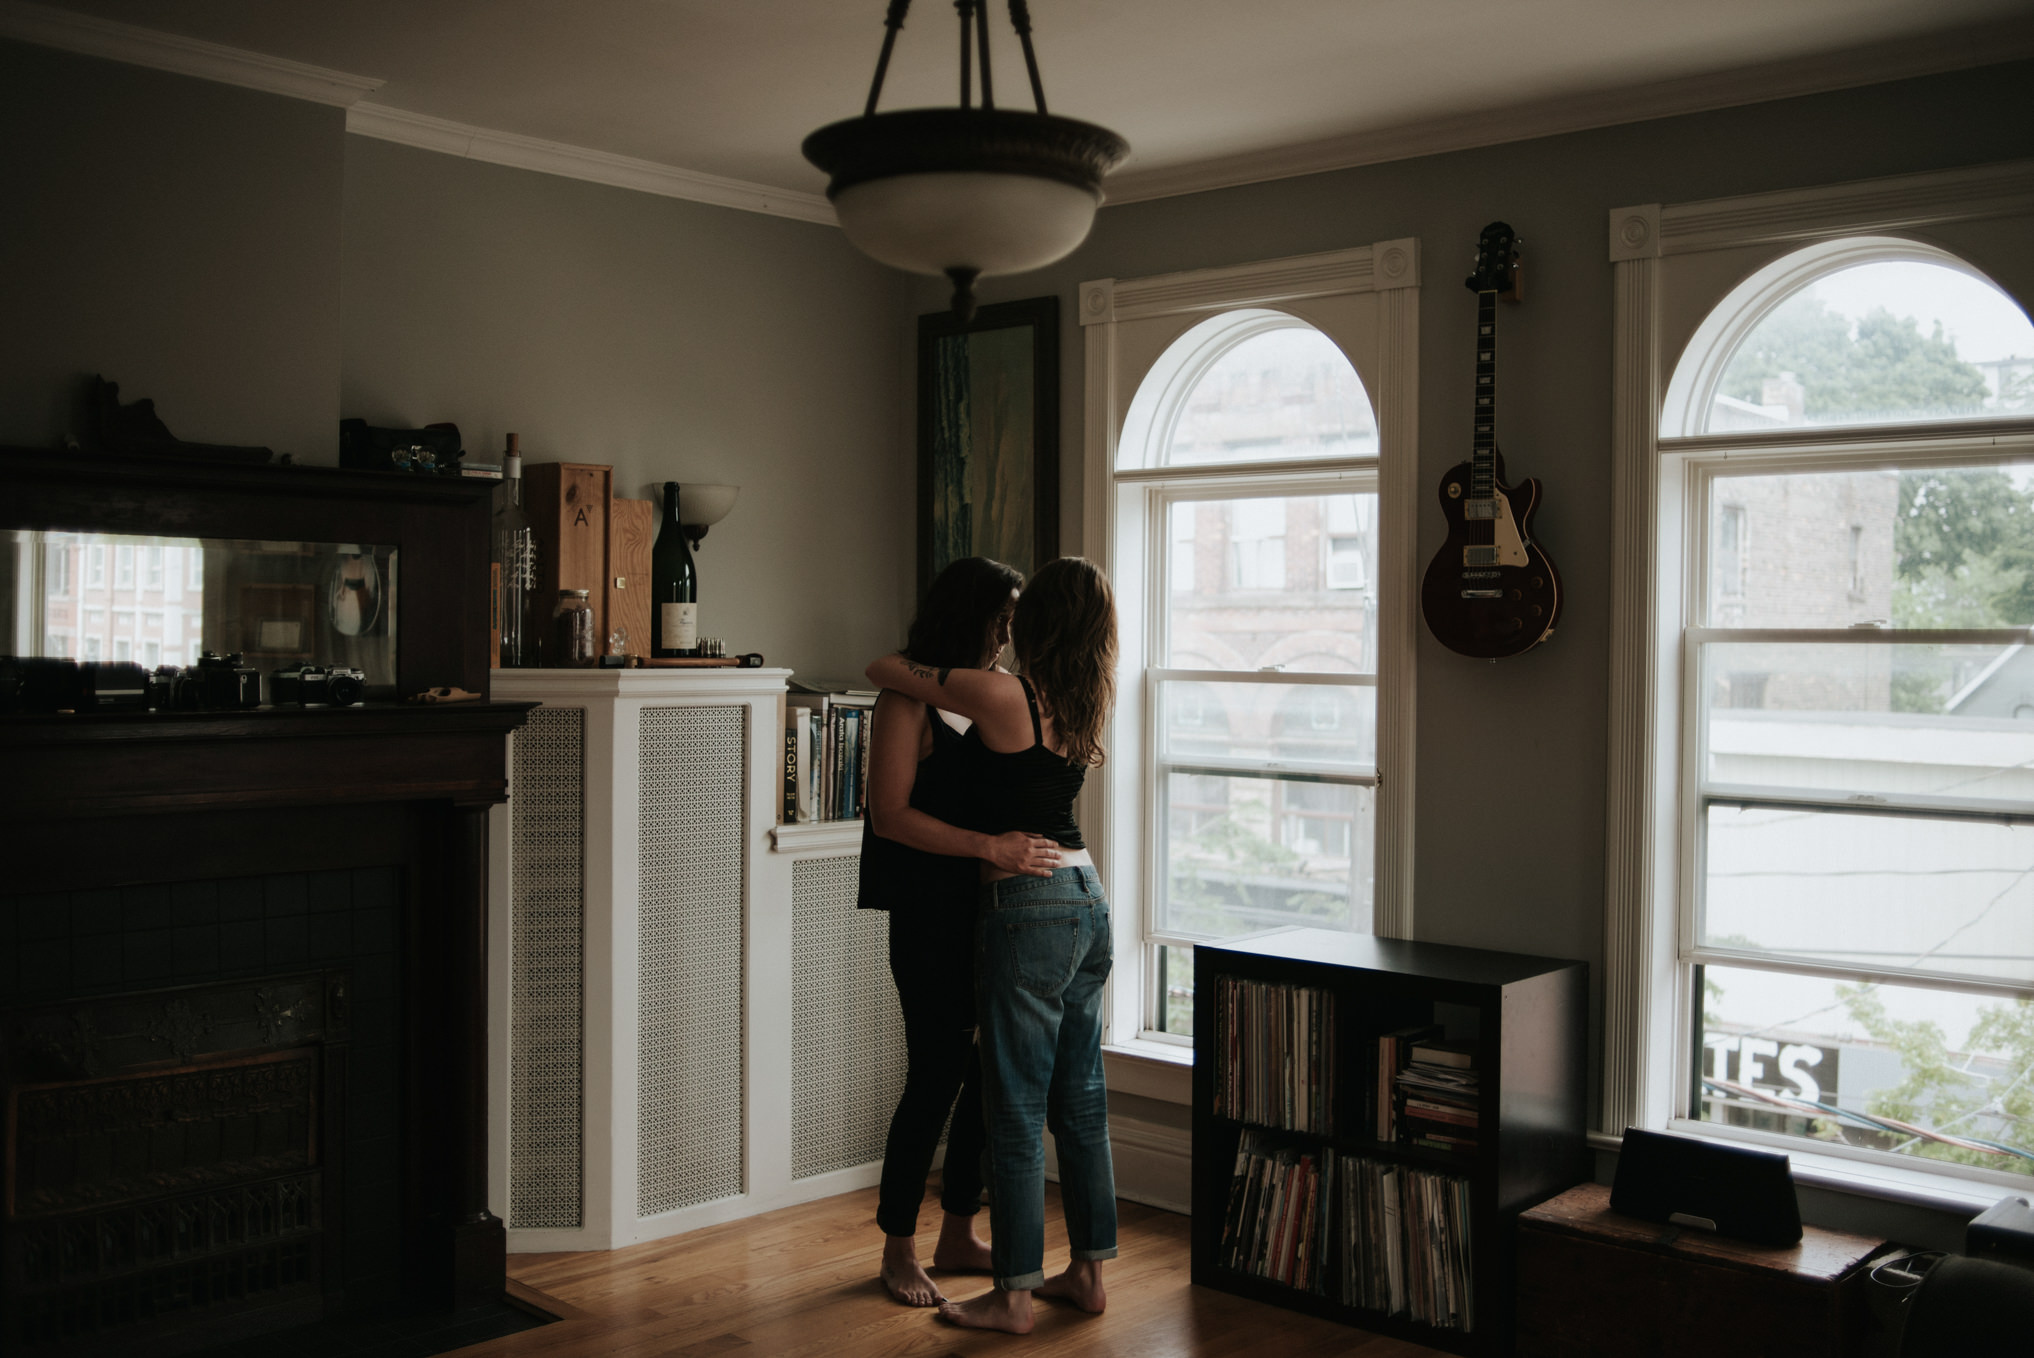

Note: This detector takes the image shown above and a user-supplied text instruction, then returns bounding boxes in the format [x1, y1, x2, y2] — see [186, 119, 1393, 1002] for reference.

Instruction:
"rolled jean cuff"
[938, 1193, 982, 1218]
[1070, 1246, 1118, 1262]
[996, 1270, 1047, 1292]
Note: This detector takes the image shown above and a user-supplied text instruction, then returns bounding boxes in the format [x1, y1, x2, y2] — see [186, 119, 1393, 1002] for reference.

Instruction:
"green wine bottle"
[652, 481, 698, 657]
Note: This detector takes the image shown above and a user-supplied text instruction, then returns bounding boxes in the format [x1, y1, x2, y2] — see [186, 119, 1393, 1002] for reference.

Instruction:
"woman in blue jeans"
[867, 556, 1120, 1334]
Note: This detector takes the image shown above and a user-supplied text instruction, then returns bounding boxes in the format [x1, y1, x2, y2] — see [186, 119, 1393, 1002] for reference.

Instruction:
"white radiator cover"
[790, 855, 907, 1181]
[489, 669, 896, 1252]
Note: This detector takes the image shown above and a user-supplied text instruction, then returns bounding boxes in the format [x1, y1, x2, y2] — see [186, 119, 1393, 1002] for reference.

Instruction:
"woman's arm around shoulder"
[864, 653, 1033, 746]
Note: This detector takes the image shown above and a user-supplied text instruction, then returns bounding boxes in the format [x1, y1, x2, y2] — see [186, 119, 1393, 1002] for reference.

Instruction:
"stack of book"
[782, 682, 877, 823]
[1218, 1130, 1474, 1332]
[1395, 1040, 1479, 1154]
[1213, 976, 1336, 1133]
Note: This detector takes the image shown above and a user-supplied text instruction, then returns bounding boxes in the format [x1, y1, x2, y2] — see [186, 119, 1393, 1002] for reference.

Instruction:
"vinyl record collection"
[1376, 1028, 1481, 1153]
[1212, 976, 1337, 1133]
[1218, 1130, 1475, 1331]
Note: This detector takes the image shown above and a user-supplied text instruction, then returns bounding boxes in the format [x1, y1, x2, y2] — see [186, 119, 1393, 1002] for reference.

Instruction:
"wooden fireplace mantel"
[0, 701, 535, 821]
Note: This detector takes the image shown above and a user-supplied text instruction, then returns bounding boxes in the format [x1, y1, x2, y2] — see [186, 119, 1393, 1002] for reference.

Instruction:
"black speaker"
[1610, 1127, 1802, 1246]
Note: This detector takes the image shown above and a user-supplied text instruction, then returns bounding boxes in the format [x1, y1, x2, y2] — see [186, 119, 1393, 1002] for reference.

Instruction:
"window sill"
[1102, 1039, 1193, 1104]
[1592, 1127, 2020, 1217]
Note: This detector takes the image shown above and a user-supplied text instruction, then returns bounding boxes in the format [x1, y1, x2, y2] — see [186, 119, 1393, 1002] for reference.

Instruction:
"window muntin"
[1702, 260, 2034, 434]
[1673, 241, 2034, 1176]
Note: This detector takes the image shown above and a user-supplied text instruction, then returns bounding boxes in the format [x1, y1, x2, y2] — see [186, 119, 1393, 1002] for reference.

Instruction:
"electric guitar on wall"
[1421, 221, 1562, 659]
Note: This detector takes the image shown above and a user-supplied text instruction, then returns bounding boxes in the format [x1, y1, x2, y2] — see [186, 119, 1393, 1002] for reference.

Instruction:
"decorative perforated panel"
[637, 705, 747, 1217]
[791, 854, 909, 1180]
[508, 707, 584, 1230]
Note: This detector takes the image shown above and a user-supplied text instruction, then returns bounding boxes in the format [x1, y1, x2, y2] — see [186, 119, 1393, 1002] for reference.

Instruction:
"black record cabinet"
[1191, 929, 1587, 1355]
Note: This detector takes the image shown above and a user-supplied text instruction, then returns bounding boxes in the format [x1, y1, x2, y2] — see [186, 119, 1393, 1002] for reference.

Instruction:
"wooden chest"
[1516, 1183, 1891, 1358]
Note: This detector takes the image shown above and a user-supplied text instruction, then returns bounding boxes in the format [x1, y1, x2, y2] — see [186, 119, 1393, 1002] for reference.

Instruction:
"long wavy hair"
[903, 556, 1023, 671]
[1011, 557, 1117, 767]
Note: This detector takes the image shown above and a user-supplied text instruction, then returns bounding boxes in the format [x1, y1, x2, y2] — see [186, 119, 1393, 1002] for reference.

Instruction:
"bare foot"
[1037, 1260, 1106, 1314]
[931, 1211, 993, 1273]
[937, 1287, 1034, 1333]
[880, 1235, 944, 1307]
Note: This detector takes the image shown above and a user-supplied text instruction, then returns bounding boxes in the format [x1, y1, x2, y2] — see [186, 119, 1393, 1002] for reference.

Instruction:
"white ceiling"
[16, 0, 2034, 208]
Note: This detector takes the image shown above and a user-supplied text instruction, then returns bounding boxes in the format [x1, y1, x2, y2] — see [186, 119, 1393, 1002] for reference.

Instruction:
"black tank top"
[856, 705, 979, 911]
[957, 675, 1086, 849]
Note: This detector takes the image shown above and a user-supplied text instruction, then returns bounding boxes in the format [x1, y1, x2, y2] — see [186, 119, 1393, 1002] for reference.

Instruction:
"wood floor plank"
[453, 1185, 1453, 1358]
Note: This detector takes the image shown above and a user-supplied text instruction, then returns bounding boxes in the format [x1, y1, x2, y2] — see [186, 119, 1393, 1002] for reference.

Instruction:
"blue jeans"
[975, 866, 1118, 1290]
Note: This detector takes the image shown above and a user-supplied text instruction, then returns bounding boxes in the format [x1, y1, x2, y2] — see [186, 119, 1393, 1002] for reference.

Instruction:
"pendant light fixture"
[803, 0, 1128, 321]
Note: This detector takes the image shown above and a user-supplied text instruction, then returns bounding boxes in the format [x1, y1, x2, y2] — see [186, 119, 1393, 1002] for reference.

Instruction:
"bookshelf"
[1191, 928, 1587, 1356]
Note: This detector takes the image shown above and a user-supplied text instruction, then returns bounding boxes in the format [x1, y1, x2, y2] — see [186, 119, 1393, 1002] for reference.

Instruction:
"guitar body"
[1421, 448, 1562, 658]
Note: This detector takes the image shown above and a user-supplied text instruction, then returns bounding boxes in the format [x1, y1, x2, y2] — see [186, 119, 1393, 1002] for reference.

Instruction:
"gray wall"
[341, 138, 916, 679]
[912, 59, 2034, 1240]
[0, 40, 344, 460]
[0, 41, 919, 682]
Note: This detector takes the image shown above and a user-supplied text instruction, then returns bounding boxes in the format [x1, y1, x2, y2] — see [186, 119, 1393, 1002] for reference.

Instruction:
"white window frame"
[1081, 241, 1421, 1080]
[1604, 157, 2034, 1205]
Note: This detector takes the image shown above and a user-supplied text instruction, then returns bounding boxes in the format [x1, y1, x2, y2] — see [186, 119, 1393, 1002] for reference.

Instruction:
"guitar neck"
[1469, 290, 1498, 536]
[1473, 289, 1497, 482]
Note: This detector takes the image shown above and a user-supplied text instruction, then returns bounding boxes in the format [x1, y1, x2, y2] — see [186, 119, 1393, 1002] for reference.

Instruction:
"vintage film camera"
[159, 652, 262, 711]
[269, 664, 366, 707]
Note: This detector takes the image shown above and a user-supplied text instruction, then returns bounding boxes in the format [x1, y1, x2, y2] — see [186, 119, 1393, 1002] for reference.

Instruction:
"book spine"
[782, 725, 797, 823]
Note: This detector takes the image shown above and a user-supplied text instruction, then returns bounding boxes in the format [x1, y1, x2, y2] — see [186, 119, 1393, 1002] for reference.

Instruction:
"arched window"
[1083, 241, 1420, 1050]
[1661, 236, 2034, 1178]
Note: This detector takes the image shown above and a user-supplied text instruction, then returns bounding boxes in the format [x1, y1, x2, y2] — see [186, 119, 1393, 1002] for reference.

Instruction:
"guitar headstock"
[1465, 221, 1522, 299]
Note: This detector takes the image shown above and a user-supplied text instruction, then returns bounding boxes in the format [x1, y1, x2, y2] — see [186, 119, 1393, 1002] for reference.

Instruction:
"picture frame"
[917, 295, 1059, 594]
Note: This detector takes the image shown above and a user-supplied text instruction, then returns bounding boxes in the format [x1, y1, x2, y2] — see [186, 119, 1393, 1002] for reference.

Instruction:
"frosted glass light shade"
[678, 483, 737, 528]
[803, 108, 1128, 297]
[834, 172, 1101, 277]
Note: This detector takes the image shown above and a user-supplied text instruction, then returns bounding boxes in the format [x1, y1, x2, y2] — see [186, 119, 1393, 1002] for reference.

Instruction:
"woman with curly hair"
[866, 556, 1120, 1334]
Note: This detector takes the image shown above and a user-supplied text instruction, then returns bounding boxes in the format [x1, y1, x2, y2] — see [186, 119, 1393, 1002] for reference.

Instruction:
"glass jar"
[550, 589, 597, 668]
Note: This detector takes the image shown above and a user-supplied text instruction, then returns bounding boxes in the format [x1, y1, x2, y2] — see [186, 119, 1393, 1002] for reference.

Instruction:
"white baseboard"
[509, 1119, 1188, 1255]
[1043, 1109, 1192, 1217]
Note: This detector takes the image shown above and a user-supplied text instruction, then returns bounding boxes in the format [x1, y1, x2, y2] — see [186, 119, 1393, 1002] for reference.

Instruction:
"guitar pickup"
[1463, 546, 1500, 566]
[1464, 499, 1499, 520]
[1460, 589, 1503, 599]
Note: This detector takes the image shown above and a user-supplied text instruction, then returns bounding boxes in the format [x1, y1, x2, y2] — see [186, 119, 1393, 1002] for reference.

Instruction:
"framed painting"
[917, 295, 1059, 593]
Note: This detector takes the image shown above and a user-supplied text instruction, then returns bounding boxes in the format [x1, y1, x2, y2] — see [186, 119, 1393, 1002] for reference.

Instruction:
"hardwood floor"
[456, 1186, 1448, 1358]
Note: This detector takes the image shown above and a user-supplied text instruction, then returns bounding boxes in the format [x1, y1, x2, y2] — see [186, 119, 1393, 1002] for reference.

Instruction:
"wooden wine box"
[1515, 1183, 1893, 1358]
[525, 462, 654, 659]
[606, 495, 654, 658]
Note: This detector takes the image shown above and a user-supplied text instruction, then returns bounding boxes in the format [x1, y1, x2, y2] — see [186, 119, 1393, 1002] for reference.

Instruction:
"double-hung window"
[1080, 245, 1419, 1054]
[1613, 184, 2034, 1193]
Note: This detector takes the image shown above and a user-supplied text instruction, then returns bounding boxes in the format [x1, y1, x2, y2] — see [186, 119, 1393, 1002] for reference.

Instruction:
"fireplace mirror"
[3, 530, 398, 695]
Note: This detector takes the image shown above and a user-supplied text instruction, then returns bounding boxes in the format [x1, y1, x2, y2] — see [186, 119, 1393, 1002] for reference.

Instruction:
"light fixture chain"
[955, 0, 976, 109]
[1007, 0, 1048, 114]
[863, 0, 915, 115]
[975, 0, 996, 109]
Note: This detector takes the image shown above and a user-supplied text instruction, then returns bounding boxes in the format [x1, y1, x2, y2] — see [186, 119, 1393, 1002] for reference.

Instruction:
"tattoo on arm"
[902, 660, 950, 686]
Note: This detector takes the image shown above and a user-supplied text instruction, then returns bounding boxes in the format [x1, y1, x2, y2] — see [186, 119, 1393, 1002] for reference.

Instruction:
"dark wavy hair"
[903, 557, 1024, 671]
[1011, 557, 1117, 767]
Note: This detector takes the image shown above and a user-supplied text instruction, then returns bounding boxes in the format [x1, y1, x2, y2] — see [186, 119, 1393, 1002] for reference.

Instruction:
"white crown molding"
[0, 0, 381, 106]
[1102, 20, 2034, 207]
[344, 104, 837, 226]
